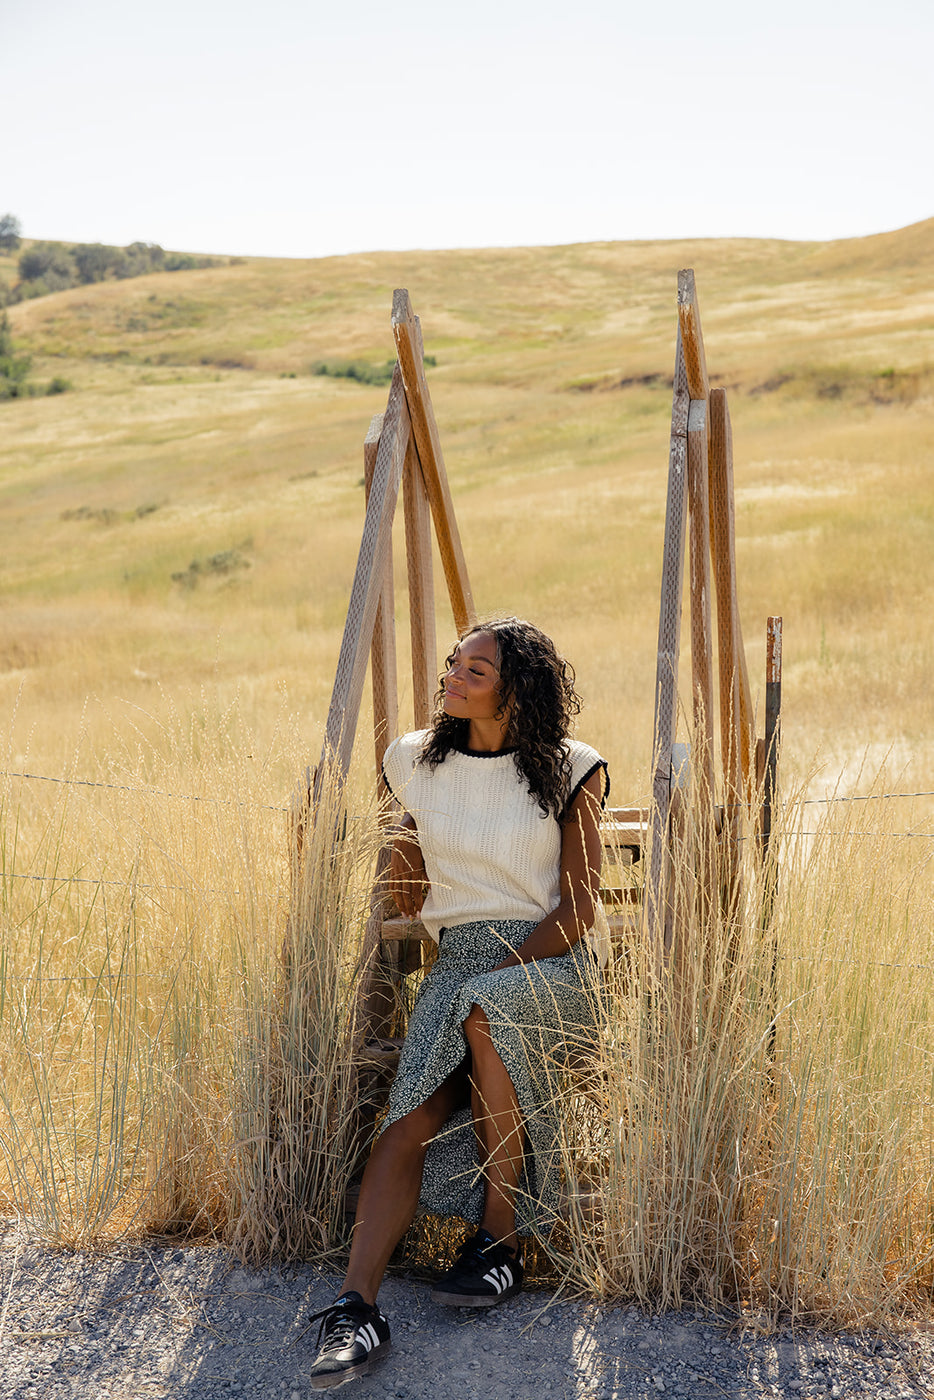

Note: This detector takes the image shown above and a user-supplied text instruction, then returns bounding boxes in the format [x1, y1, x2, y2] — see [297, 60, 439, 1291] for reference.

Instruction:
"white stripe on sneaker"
[482, 1264, 513, 1293]
[356, 1322, 379, 1352]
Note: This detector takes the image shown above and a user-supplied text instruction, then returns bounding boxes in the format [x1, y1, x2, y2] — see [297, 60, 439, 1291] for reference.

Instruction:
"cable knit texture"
[382, 730, 608, 946]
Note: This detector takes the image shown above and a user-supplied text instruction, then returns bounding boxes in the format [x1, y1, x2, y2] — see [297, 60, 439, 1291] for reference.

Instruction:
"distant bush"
[0, 312, 71, 400]
[18, 242, 76, 291]
[312, 353, 437, 386]
[11, 239, 220, 302]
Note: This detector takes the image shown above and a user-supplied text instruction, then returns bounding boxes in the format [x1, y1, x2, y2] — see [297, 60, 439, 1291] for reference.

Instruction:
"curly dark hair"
[418, 617, 582, 819]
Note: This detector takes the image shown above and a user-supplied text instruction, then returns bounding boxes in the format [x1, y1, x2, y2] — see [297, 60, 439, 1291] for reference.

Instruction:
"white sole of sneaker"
[309, 1341, 391, 1389]
[430, 1288, 518, 1307]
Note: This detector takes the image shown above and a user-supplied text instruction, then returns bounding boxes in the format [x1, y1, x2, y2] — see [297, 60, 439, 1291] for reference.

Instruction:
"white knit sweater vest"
[382, 731, 608, 948]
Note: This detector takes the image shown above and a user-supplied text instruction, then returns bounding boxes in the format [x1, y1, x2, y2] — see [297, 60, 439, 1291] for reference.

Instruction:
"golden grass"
[542, 770, 934, 1327]
[0, 697, 382, 1252]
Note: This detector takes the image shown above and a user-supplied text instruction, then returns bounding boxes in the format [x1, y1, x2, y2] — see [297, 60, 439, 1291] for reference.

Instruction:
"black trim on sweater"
[561, 759, 610, 823]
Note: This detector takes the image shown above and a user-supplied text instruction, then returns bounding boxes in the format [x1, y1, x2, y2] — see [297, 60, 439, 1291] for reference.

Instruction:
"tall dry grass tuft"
[0, 696, 382, 1252]
[750, 777, 934, 1325]
[536, 761, 933, 1327]
[225, 758, 384, 1264]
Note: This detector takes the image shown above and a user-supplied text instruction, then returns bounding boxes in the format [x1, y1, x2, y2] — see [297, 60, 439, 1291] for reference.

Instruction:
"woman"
[309, 617, 609, 1390]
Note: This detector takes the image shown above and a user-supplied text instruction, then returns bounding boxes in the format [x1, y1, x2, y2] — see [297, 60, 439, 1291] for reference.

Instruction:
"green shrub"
[18, 243, 77, 289]
[12, 239, 217, 303]
[0, 310, 33, 399]
[311, 354, 437, 386]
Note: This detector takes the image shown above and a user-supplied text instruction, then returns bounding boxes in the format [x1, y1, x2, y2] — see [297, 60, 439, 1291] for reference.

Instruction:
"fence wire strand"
[0, 768, 291, 814]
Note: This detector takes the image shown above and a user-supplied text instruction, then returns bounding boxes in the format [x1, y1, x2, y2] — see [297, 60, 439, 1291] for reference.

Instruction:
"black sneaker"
[308, 1291, 391, 1390]
[430, 1228, 523, 1307]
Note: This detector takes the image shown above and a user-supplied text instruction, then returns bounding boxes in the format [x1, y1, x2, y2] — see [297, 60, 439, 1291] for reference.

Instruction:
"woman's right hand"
[388, 817, 429, 918]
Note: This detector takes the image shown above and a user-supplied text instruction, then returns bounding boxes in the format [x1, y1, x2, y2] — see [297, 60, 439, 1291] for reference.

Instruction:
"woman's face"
[442, 630, 503, 721]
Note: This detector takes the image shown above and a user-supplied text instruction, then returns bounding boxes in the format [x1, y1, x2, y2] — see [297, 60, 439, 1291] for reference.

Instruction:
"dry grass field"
[3, 221, 933, 788]
[1, 222, 932, 1324]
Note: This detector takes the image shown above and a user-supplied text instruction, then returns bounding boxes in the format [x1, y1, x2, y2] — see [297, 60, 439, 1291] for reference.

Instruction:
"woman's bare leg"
[463, 1003, 524, 1253]
[340, 1073, 463, 1304]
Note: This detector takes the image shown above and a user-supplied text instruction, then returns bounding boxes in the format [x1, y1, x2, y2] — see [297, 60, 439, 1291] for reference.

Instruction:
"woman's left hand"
[389, 815, 429, 918]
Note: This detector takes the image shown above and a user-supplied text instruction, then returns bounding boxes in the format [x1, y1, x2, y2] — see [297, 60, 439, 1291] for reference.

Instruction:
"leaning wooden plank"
[761, 615, 782, 858]
[365, 413, 399, 792]
[687, 397, 715, 798]
[646, 328, 690, 952]
[403, 435, 438, 728]
[707, 389, 756, 797]
[708, 389, 743, 813]
[392, 289, 477, 634]
[677, 268, 710, 402]
[316, 365, 410, 795]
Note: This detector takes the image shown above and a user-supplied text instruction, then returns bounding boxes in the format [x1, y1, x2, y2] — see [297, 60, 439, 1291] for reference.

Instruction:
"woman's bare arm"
[491, 768, 604, 969]
[388, 811, 429, 918]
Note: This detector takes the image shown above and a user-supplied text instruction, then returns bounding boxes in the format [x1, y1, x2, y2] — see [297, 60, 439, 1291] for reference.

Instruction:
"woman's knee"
[464, 1004, 508, 1073]
[463, 1002, 492, 1049]
[382, 1073, 461, 1154]
[382, 1103, 438, 1153]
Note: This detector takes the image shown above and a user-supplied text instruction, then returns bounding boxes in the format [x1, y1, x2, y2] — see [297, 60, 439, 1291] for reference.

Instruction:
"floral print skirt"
[380, 918, 601, 1235]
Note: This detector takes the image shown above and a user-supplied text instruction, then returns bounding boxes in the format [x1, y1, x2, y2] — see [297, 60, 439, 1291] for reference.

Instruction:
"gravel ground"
[1, 1225, 932, 1400]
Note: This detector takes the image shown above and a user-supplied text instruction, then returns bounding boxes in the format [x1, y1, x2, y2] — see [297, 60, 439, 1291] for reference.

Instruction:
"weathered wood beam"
[677, 268, 710, 401]
[708, 389, 742, 812]
[762, 616, 782, 856]
[646, 327, 690, 955]
[708, 388, 755, 802]
[392, 289, 476, 635]
[403, 435, 437, 728]
[316, 365, 410, 796]
[364, 413, 399, 796]
[687, 397, 714, 797]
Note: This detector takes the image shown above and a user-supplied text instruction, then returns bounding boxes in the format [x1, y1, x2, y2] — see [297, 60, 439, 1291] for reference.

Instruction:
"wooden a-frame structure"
[311, 289, 476, 806]
[301, 275, 782, 1069]
[647, 271, 782, 956]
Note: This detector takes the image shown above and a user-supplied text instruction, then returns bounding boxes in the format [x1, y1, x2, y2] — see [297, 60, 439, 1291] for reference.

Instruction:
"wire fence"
[2, 766, 932, 982]
[0, 768, 293, 814]
[4, 765, 934, 820]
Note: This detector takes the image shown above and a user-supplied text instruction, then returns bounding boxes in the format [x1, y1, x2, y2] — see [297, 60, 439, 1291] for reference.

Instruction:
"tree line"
[0, 214, 231, 305]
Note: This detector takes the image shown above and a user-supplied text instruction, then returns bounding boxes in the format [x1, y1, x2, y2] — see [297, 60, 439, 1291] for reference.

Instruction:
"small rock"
[653, 1377, 666, 1392]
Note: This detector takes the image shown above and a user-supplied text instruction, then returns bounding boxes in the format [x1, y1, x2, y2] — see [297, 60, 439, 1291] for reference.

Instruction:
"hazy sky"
[4, 0, 932, 258]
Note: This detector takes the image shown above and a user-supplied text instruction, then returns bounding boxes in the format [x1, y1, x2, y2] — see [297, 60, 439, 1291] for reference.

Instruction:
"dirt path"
[1, 1230, 932, 1399]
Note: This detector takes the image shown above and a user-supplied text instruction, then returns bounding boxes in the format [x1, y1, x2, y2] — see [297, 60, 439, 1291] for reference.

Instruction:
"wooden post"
[315, 365, 411, 798]
[761, 617, 782, 862]
[647, 328, 690, 958]
[708, 388, 756, 808]
[403, 436, 437, 728]
[392, 289, 476, 634]
[678, 269, 710, 401]
[686, 397, 714, 799]
[762, 616, 782, 1057]
[365, 413, 399, 794]
[708, 390, 742, 818]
